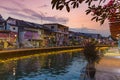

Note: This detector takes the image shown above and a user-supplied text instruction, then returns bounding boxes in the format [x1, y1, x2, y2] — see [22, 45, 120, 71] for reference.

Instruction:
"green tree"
[51, 0, 120, 24]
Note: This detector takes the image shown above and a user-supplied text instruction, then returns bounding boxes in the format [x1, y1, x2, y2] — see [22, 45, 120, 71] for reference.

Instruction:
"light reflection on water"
[0, 51, 87, 80]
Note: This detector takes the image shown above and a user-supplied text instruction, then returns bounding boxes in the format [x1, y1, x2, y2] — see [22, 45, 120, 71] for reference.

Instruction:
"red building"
[109, 13, 120, 40]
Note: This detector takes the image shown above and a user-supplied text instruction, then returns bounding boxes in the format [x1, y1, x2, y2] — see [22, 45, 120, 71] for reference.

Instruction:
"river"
[0, 49, 88, 80]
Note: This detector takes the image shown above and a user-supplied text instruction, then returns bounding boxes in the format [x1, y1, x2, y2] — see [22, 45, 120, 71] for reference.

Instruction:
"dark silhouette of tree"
[83, 41, 101, 79]
[51, 0, 120, 24]
[83, 42, 100, 64]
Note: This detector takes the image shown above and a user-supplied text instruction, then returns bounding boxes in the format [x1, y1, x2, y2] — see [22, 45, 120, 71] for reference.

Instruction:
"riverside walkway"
[0, 46, 82, 54]
[0, 45, 109, 54]
[96, 47, 120, 80]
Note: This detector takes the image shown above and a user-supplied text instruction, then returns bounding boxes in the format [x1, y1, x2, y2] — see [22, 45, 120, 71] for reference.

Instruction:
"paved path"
[96, 47, 120, 80]
[96, 72, 120, 80]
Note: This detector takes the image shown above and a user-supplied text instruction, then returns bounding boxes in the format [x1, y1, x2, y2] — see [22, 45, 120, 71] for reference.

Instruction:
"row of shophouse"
[0, 15, 107, 49]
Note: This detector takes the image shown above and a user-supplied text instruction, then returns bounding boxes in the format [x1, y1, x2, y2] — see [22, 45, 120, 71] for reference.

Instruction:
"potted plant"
[83, 41, 101, 80]
[109, 12, 120, 40]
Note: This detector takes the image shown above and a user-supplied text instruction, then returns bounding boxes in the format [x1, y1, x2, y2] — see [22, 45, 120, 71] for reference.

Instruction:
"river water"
[0, 50, 87, 80]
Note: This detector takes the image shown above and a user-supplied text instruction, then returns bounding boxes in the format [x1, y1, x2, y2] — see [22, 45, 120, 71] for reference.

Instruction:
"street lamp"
[14, 34, 18, 48]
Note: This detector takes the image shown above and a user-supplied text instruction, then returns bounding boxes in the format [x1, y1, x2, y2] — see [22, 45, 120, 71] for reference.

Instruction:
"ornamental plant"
[83, 42, 101, 64]
[51, 0, 120, 24]
[83, 42, 101, 79]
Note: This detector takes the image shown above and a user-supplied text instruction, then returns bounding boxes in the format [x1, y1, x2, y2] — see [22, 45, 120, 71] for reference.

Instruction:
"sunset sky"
[0, 0, 110, 36]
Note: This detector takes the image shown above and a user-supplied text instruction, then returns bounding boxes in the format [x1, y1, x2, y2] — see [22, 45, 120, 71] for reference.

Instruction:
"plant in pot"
[86, 0, 120, 39]
[83, 41, 101, 80]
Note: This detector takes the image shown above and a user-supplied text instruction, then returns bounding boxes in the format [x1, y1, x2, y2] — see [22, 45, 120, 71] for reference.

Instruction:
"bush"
[83, 42, 101, 64]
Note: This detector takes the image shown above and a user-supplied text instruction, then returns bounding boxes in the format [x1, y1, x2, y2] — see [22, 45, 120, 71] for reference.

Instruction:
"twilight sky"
[0, 0, 110, 36]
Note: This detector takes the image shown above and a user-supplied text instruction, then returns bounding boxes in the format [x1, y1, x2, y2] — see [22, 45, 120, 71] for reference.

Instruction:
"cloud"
[0, 0, 68, 23]
[22, 9, 44, 17]
[0, 6, 68, 23]
[0, 0, 25, 12]
[8, 12, 38, 20]
[0, 0, 25, 8]
[11, 0, 25, 8]
[39, 5, 49, 8]
[56, 17, 69, 23]
[12, 0, 25, 8]
[43, 16, 68, 23]
[22, 8, 69, 23]
[0, 6, 20, 12]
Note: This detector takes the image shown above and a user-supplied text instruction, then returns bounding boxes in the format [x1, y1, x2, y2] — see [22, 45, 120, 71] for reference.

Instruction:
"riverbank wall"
[0, 46, 82, 59]
[0, 45, 109, 59]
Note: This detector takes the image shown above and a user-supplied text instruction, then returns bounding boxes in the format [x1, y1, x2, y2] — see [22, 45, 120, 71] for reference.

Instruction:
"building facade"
[0, 14, 105, 49]
[6, 17, 44, 48]
[44, 23, 69, 46]
[0, 15, 18, 49]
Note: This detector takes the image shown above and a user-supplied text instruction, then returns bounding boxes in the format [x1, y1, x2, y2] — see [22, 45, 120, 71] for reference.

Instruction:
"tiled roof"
[7, 17, 43, 29]
[74, 32, 102, 38]
[44, 23, 69, 28]
[0, 15, 5, 22]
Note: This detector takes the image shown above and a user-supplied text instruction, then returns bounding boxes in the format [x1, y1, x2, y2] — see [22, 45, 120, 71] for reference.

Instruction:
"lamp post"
[14, 34, 17, 48]
[8, 33, 10, 42]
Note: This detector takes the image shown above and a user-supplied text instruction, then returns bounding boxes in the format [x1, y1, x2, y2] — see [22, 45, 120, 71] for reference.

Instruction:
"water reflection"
[0, 51, 87, 80]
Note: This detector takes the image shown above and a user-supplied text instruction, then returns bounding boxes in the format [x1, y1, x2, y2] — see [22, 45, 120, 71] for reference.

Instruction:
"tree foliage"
[51, 0, 120, 25]
[83, 42, 100, 63]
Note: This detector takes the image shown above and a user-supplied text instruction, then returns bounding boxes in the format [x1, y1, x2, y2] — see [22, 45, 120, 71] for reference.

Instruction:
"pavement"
[96, 47, 120, 80]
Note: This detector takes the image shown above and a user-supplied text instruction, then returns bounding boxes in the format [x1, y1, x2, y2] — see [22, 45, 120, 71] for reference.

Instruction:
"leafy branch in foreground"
[51, 0, 120, 25]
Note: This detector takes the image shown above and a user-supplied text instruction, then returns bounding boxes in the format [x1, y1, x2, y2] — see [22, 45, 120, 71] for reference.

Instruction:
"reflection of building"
[16, 57, 41, 76]
[6, 17, 44, 48]
[44, 23, 69, 46]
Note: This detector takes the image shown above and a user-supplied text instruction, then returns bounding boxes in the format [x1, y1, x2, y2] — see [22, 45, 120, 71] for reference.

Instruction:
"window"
[13, 27, 16, 30]
[51, 26, 54, 29]
[10, 26, 18, 32]
[0, 23, 4, 27]
[64, 28, 66, 32]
